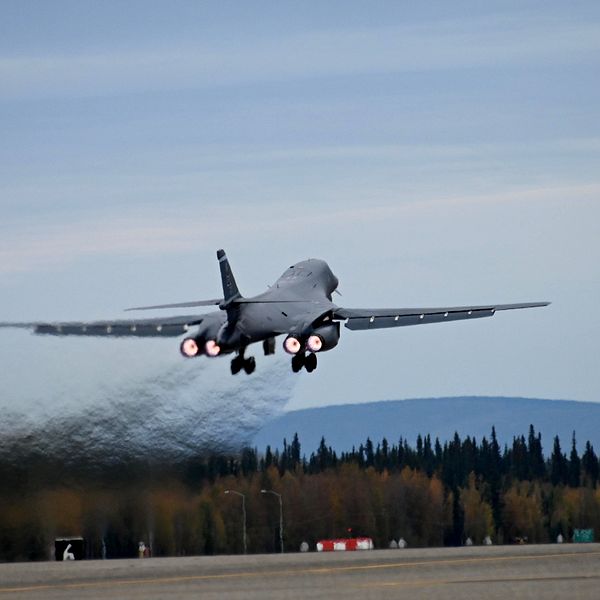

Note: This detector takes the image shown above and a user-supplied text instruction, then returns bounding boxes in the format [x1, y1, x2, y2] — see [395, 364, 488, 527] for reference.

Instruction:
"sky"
[0, 0, 599, 418]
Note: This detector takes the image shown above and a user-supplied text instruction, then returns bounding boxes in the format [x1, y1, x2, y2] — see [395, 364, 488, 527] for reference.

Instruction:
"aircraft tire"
[291, 353, 304, 373]
[305, 352, 317, 373]
[231, 356, 243, 375]
[243, 356, 256, 375]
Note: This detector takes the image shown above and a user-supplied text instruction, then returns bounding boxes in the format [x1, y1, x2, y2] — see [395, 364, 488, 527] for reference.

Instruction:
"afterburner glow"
[205, 339, 221, 357]
[283, 336, 302, 354]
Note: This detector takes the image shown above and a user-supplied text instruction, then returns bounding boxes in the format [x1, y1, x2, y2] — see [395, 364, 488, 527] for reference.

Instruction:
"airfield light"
[224, 490, 247, 554]
[261, 489, 284, 554]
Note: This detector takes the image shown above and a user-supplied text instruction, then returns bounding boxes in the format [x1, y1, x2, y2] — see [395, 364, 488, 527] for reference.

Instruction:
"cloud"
[1, 181, 597, 276]
[1, 15, 598, 99]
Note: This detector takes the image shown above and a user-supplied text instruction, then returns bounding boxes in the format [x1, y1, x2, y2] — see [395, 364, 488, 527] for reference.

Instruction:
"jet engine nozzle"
[304, 323, 340, 352]
[205, 339, 221, 357]
[283, 335, 302, 355]
[180, 337, 201, 358]
[306, 334, 323, 353]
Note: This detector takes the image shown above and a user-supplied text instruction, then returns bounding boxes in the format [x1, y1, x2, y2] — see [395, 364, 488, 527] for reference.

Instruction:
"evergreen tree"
[317, 436, 330, 472]
[568, 432, 581, 487]
[240, 447, 257, 476]
[527, 426, 545, 480]
[434, 437, 443, 465]
[509, 435, 528, 480]
[582, 441, 599, 486]
[264, 445, 273, 468]
[488, 427, 502, 529]
[416, 434, 424, 469]
[550, 436, 568, 486]
[423, 434, 435, 477]
[290, 433, 301, 470]
[381, 437, 389, 470]
[364, 438, 375, 467]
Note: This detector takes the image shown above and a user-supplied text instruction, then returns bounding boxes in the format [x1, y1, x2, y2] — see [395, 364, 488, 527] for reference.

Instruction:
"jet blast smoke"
[0, 332, 295, 473]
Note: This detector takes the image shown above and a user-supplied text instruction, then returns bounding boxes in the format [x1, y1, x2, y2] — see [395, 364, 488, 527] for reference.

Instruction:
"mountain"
[252, 397, 600, 455]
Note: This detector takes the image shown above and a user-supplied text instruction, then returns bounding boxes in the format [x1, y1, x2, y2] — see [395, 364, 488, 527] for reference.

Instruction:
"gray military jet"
[1, 250, 549, 375]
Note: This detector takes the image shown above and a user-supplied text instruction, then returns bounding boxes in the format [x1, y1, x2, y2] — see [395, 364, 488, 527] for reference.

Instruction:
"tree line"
[0, 425, 599, 561]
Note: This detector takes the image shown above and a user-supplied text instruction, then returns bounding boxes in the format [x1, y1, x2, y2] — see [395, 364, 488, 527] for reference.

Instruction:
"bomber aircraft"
[1, 250, 549, 374]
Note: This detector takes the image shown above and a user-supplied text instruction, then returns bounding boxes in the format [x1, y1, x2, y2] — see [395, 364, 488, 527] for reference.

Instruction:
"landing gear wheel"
[263, 337, 276, 356]
[231, 356, 243, 375]
[291, 353, 305, 373]
[305, 352, 317, 373]
[243, 356, 256, 375]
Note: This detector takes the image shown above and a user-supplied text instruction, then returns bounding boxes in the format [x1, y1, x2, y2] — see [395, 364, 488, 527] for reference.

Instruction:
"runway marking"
[1, 550, 599, 594]
[365, 573, 600, 589]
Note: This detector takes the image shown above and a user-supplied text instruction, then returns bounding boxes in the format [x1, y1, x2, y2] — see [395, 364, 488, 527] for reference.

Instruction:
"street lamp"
[224, 490, 247, 554]
[261, 489, 284, 553]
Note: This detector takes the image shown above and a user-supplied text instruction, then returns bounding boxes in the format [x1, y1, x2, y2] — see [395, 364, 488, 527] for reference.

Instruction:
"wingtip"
[216, 249, 226, 260]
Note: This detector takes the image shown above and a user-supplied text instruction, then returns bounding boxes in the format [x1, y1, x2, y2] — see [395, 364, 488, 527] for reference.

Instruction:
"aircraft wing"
[0, 314, 205, 337]
[334, 302, 549, 331]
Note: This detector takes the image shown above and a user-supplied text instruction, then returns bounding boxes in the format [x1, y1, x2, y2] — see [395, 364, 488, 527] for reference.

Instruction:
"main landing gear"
[231, 348, 256, 375]
[291, 352, 317, 373]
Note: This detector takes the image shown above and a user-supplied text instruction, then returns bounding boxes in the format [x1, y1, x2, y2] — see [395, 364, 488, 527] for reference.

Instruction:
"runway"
[1, 543, 599, 599]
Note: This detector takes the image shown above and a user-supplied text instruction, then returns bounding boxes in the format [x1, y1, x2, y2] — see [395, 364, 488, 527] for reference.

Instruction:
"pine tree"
[290, 433, 301, 470]
[364, 438, 375, 467]
[264, 445, 273, 468]
[527, 426, 545, 480]
[581, 441, 599, 486]
[550, 436, 568, 486]
[423, 434, 435, 477]
[568, 432, 581, 487]
[317, 436, 329, 472]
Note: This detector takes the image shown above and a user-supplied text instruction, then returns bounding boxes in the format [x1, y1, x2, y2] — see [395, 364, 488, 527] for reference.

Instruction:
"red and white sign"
[316, 537, 374, 552]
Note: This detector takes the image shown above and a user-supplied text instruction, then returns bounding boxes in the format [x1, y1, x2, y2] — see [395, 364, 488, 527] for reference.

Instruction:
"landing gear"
[243, 356, 256, 374]
[263, 337, 276, 356]
[291, 353, 304, 373]
[291, 352, 317, 373]
[231, 355, 244, 375]
[231, 348, 256, 375]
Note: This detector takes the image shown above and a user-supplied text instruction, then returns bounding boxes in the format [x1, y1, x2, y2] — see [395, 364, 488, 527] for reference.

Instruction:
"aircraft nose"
[330, 273, 339, 293]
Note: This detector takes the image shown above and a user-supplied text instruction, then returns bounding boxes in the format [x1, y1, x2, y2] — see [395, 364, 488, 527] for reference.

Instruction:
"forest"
[0, 425, 599, 561]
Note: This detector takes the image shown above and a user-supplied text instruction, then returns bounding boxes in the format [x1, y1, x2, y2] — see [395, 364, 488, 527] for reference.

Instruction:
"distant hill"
[252, 397, 600, 455]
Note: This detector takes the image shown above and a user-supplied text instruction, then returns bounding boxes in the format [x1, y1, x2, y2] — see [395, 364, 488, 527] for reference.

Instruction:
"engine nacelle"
[180, 314, 226, 358]
[305, 323, 340, 353]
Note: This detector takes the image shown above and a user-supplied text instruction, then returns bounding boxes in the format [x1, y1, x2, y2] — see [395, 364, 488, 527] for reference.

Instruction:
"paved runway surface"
[1, 543, 599, 599]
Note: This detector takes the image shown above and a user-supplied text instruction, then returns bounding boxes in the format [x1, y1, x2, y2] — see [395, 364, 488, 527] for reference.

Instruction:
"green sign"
[573, 529, 594, 543]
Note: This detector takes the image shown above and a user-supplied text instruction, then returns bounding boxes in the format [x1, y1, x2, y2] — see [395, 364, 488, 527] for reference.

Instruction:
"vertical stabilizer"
[217, 249, 242, 306]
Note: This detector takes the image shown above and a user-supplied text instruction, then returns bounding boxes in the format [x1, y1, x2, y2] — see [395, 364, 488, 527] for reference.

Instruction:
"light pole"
[261, 489, 284, 553]
[224, 490, 246, 554]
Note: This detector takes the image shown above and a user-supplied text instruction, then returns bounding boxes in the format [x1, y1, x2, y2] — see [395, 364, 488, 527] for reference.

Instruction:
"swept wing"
[0, 314, 205, 337]
[334, 302, 550, 330]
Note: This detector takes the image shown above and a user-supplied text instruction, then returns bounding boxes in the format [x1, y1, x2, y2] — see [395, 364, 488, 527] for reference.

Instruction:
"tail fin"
[217, 249, 242, 306]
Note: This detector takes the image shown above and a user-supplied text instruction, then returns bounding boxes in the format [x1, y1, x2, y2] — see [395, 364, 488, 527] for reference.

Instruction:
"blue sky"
[0, 1, 599, 416]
